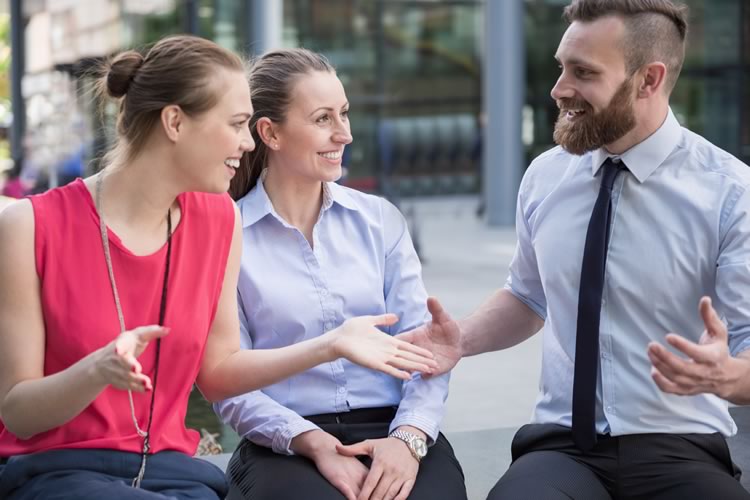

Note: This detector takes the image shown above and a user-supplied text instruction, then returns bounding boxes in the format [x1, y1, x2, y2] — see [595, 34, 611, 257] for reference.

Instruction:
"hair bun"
[106, 51, 145, 98]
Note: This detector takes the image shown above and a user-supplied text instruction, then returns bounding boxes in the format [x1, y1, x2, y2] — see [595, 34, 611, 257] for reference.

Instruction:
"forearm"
[1, 347, 108, 439]
[291, 429, 339, 459]
[459, 288, 544, 357]
[199, 335, 333, 402]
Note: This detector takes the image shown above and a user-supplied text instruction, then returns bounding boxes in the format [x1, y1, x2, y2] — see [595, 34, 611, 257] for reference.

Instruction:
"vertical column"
[483, 0, 525, 226]
[246, 0, 283, 56]
[185, 0, 199, 35]
[10, 0, 25, 165]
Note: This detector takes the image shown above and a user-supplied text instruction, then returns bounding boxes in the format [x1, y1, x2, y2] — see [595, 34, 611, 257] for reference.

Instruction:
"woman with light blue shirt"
[214, 48, 467, 500]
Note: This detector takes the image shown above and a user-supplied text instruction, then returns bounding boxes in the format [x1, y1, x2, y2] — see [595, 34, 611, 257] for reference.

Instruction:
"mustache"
[556, 98, 592, 111]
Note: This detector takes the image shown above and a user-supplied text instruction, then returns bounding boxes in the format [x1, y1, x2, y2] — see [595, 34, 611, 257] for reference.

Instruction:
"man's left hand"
[336, 427, 423, 500]
[648, 296, 750, 402]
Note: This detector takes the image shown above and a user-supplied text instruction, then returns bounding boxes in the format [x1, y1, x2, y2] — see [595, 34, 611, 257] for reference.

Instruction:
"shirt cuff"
[389, 412, 440, 445]
[272, 419, 321, 456]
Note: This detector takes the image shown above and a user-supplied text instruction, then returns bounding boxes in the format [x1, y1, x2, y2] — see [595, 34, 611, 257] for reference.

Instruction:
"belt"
[305, 406, 398, 425]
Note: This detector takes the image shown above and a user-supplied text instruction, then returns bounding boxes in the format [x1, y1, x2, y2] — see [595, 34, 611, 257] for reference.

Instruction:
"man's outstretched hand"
[397, 297, 462, 376]
[648, 296, 750, 403]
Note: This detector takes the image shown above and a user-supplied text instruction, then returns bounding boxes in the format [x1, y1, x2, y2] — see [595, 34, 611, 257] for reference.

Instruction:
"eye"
[574, 67, 593, 79]
[316, 114, 331, 124]
[340, 109, 350, 120]
[232, 118, 249, 130]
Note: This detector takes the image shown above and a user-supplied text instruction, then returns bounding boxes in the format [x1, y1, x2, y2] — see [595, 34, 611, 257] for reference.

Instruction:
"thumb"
[369, 313, 399, 328]
[427, 296, 450, 324]
[134, 325, 171, 343]
[336, 441, 373, 458]
[699, 297, 726, 341]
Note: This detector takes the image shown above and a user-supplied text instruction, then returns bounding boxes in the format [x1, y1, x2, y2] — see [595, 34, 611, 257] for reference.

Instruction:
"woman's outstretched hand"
[326, 314, 438, 380]
[95, 325, 170, 392]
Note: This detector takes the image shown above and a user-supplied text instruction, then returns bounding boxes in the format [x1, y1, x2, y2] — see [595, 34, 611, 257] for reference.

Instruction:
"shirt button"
[338, 387, 346, 394]
[606, 405, 612, 412]
[325, 322, 334, 330]
[320, 289, 329, 297]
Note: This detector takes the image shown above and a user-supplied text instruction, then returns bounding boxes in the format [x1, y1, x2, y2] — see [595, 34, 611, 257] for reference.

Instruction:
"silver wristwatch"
[389, 429, 428, 462]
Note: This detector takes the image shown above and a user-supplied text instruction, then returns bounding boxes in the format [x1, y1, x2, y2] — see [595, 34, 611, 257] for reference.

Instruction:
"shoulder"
[678, 129, 750, 188]
[0, 199, 34, 261]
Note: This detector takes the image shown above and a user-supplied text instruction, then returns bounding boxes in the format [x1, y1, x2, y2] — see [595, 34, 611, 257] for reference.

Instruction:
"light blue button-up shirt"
[508, 109, 750, 437]
[214, 176, 449, 455]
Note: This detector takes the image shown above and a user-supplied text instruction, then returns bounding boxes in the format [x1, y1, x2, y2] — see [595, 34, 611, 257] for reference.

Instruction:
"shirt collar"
[239, 169, 358, 228]
[591, 107, 682, 183]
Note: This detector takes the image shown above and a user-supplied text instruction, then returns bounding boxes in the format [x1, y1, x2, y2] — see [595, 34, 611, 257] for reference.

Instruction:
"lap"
[226, 427, 466, 500]
[491, 424, 749, 500]
[488, 450, 611, 500]
[0, 449, 227, 500]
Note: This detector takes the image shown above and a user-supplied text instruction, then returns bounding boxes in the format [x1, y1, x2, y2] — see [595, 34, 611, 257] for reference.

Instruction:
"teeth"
[224, 158, 240, 169]
[319, 151, 341, 160]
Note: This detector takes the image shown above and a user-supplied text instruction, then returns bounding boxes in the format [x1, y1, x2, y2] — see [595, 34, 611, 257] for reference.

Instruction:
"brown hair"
[97, 35, 247, 166]
[229, 48, 335, 200]
[563, 0, 689, 93]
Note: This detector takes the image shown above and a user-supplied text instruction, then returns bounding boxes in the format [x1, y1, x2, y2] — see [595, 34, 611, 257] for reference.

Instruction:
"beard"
[553, 77, 637, 155]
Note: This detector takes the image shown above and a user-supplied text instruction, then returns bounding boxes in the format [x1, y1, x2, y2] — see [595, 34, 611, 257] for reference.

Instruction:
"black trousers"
[488, 423, 749, 500]
[225, 407, 467, 500]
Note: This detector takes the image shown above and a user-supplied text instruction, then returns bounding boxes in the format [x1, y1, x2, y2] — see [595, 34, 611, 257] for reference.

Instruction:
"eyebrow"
[555, 55, 600, 70]
[232, 112, 252, 120]
[308, 103, 350, 117]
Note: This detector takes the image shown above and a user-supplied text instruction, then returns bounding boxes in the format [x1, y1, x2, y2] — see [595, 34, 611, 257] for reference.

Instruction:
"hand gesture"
[648, 297, 741, 399]
[327, 314, 437, 381]
[95, 325, 169, 392]
[396, 297, 461, 376]
[337, 434, 420, 500]
[294, 431, 369, 500]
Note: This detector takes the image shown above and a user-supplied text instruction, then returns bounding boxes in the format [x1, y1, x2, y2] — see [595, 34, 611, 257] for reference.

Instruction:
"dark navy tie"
[572, 157, 624, 452]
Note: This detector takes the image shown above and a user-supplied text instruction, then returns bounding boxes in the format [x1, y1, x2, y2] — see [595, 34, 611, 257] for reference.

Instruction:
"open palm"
[397, 297, 462, 376]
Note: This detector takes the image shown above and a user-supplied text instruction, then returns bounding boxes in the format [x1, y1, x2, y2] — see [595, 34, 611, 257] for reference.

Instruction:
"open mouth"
[318, 151, 342, 161]
[563, 109, 587, 120]
[224, 158, 240, 169]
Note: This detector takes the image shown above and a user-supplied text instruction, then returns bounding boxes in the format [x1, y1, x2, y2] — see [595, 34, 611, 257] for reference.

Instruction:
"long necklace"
[94, 172, 173, 488]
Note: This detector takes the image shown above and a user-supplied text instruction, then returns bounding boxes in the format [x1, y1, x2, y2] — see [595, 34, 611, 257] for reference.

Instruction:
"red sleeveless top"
[0, 179, 234, 456]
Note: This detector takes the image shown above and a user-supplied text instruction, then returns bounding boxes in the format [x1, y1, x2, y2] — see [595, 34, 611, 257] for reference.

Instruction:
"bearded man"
[402, 0, 750, 498]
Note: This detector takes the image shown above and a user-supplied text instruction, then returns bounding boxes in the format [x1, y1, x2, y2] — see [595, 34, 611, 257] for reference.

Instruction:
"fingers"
[651, 366, 697, 396]
[359, 466, 383, 500]
[664, 333, 720, 364]
[379, 364, 412, 381]
[394, 480, 415, 500]
[647, 342, 699, 384]
[386, 355, 434, 375]
[332, 481, 357, 500]
[393, 338, 435, 361]
[337, 441, 374, 458]
[699, 297, 727, 341]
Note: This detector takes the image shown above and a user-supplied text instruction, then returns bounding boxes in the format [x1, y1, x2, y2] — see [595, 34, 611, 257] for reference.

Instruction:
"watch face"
[413, 438, 428, 457]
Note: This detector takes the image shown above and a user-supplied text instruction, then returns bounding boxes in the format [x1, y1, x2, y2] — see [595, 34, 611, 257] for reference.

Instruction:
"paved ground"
[405, 195, 538, 499]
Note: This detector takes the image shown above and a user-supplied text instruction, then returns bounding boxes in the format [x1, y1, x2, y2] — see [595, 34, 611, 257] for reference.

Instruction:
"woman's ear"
[256, 117, 280, 150]
[160, 105, 183, 142]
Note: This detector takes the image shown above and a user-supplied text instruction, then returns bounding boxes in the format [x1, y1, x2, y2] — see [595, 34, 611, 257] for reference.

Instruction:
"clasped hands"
[294, 426, 425, 500]
[648, 296, 750, 403]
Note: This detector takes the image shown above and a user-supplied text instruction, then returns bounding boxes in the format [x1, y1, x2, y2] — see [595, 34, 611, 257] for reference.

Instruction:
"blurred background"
[1, 1, 748, 496]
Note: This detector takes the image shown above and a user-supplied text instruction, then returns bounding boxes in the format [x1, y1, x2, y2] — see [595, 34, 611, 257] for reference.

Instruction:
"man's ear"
[637, 62, 667, 98]
[256, 117, 280, 150]
[161, 105, 183, 143]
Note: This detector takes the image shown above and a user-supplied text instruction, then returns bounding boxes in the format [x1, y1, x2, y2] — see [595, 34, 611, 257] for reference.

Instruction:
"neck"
[99, 150, 179, 229]
[263, 167, 324, 231]
[604, 101, 669, 155]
